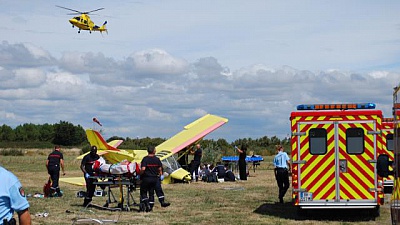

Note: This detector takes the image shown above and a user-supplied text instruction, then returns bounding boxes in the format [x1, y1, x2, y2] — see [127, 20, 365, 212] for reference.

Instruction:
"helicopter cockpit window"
[73, 17, 80, 20]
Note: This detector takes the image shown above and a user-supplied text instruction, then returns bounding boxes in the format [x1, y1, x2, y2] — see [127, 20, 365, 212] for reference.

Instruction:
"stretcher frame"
[91, 174, 140, 211]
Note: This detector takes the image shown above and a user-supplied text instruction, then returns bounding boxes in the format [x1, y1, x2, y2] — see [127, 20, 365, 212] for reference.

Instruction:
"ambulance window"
[309, 128, 327, 155]
[346, 128, 364, 154]
[387, 134, 394, 151]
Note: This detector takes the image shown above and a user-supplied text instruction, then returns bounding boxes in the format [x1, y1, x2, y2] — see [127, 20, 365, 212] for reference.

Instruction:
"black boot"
[140, 199, 151, 212]
[55, 188, 63, 197]
[148, 203, 154, 212]
[49, 188, 56, 197]
[83, 198, 91, 207]
[160, 199, 170, 207]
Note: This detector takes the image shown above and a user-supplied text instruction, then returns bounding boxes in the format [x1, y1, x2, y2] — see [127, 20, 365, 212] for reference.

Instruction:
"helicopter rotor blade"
[85, 8, 105, 14]
[56, 5, 83, 14]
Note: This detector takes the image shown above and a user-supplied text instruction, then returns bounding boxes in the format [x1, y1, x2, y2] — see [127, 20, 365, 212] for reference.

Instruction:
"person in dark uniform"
[154, 173, 170, 208]
[273, 145, 291, 203]
[139, 146, 167, 212]
[236, 144, 247, 180]
[81, 145, 100, 207]
[46, 145, 65, 197]
[189, 144, 202, 182]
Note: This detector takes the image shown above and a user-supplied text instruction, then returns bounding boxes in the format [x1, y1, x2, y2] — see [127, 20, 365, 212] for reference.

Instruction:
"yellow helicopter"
[56, 5, 107, 34]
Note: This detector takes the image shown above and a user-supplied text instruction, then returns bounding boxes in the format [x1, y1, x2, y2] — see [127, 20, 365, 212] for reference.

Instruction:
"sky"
[0, 1, 399, 142]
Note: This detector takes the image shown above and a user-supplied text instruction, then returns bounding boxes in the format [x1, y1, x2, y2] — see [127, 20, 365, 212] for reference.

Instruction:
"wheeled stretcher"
[90, 158, 141, 211]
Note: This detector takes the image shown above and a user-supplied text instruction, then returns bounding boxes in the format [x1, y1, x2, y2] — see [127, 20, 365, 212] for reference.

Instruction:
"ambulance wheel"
[296, 207, 308, 218]
[371, 206, 380, 217]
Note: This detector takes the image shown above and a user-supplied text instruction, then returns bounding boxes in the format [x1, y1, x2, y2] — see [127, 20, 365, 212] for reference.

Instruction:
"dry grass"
[0, 151, 392, 225]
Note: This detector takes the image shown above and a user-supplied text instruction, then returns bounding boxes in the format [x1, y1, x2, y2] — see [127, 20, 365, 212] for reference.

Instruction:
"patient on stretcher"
[92, 157, 140, 175]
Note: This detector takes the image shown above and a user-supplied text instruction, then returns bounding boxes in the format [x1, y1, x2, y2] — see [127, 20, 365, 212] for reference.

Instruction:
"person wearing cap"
[80, 145, 100, 207]
[273, 145, 291, 203]
[46, 146, 65, 197]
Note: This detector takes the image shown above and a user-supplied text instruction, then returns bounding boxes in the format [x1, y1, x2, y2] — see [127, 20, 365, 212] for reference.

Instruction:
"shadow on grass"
[254, 202, 378, 222]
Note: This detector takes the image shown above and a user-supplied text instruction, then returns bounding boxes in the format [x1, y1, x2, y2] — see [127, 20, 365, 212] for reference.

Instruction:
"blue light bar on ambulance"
[296, 103, 376, 110]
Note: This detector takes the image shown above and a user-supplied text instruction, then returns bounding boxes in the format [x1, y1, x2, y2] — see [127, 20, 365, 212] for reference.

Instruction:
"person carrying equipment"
[46, 145, 65, 197]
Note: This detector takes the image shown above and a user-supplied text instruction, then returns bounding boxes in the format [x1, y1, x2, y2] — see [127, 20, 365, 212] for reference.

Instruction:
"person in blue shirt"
[0, 166, 31, 225]
[273, 145, 291, 203]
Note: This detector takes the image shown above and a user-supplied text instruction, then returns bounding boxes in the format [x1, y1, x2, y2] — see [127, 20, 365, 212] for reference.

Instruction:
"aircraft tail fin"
[86, 129, 117, 151]
[100, 21, 108, 34]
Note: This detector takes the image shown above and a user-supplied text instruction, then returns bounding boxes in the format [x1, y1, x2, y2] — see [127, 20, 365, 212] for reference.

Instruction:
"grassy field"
[0, 149, 392, 225]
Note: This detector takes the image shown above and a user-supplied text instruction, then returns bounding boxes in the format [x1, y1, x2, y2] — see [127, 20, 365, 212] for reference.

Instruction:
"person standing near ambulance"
[273, 145, 291, 203]
[0, 165, 31, 225]
[46, 146, 65, 197]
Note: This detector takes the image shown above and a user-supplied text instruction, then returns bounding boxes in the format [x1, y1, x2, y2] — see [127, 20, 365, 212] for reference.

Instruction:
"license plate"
[299, 192, 313, 202]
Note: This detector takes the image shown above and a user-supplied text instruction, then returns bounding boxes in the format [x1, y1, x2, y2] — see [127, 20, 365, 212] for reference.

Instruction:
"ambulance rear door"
[296, 119, 378, 206]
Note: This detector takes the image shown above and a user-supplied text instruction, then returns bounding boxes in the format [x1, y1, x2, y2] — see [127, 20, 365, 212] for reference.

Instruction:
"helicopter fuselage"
[68, 14, 94, 31]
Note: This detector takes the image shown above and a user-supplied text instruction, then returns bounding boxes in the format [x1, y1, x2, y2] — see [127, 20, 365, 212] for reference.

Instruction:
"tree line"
[0, 122, 290, 156]
[0, 121, 86, 147]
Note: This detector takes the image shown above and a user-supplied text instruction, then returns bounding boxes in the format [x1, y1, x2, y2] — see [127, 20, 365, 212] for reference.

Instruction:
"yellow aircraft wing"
[155, 114, 228, 161]
[60, 177, 86, 186]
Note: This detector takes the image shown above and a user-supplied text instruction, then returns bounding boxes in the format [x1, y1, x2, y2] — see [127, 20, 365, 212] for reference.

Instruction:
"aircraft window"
[84, 20, 87, 24]
[309, 128, 327, 155]
[74, 17, 80, 20]
[387, 133, 394, 151]
[346, 128, 364, 154]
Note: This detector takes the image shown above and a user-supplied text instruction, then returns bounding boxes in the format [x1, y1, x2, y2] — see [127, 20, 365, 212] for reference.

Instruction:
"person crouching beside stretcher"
[81, 145, 100, 207]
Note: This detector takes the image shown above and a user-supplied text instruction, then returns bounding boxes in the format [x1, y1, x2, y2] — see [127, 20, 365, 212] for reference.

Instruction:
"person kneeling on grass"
[224, 164, 236, 182]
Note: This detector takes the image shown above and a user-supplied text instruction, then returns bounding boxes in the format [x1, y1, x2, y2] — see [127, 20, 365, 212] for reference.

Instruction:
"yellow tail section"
[86, 129, 117, 150]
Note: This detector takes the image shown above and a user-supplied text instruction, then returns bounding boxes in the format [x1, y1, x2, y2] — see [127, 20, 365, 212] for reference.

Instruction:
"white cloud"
[131, 49, 188, 75]
[1, 0, 400, 142]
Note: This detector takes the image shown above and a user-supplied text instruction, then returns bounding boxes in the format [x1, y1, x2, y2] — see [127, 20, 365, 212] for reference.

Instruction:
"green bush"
[0, 149, 24, 156]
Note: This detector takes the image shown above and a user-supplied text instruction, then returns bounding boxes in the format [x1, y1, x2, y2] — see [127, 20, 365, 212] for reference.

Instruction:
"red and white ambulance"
[290, 103, 384, 216]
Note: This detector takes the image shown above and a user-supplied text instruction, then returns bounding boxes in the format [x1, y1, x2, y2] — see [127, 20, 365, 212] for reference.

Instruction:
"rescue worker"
[273, 145, 291, 203]
[46, 145, 65, 197]
[81, 145, 100, 207]
[189, 144, 202, 181]
[154, 172, 170, 208]
[139, 146, 166, 212]
[236, 144, 248, 180]
[0, 165, 31, 225]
